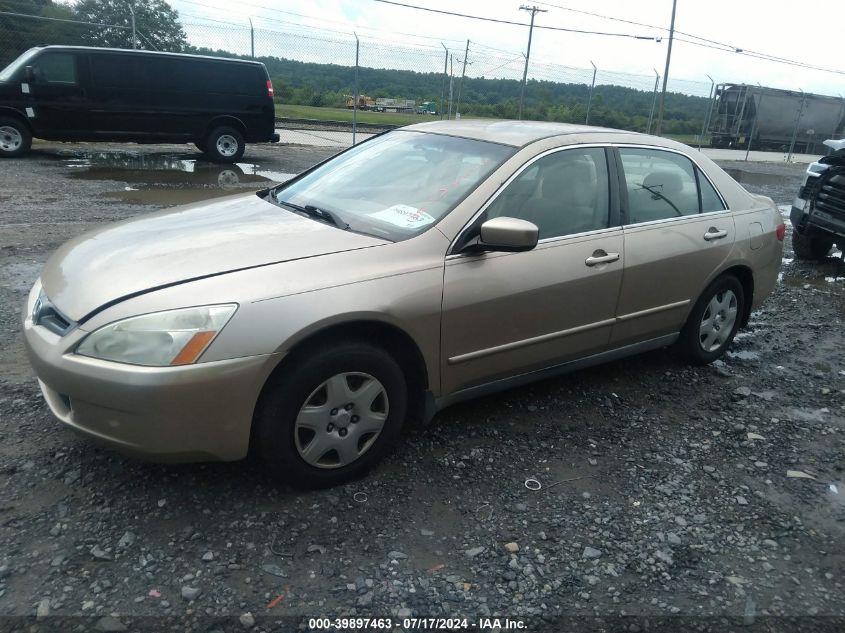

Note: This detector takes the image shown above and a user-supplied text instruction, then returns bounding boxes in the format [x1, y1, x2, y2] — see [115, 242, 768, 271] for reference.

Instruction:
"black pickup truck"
[790, 139, 845, 259]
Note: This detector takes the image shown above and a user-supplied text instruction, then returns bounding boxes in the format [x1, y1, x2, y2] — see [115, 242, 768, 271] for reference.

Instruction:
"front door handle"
[703, 228, 728, 241]
[585, 250, 620, 266]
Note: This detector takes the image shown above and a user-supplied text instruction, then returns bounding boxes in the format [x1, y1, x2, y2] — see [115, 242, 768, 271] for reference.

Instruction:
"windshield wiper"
[272, 192, 349, 230]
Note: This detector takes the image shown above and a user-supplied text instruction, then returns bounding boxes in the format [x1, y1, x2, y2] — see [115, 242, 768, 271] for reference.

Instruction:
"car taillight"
[776, 223, 786, 241]
[266, 80, 274, 98]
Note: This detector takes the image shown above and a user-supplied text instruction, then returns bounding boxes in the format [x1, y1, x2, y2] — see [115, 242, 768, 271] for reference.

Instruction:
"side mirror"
[24, 65, 34, 82]
[462, 216, 539, 254]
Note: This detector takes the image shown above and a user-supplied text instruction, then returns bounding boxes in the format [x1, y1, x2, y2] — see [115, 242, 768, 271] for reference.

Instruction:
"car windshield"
[0, 48, 40, 82]
[270, 130, 515, 241]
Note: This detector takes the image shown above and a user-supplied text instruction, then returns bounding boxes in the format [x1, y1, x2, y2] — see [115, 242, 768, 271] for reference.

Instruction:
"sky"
[166, 0, 845, 97]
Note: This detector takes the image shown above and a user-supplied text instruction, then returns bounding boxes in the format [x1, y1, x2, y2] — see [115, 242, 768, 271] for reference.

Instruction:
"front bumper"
[23, 301, 283, 462]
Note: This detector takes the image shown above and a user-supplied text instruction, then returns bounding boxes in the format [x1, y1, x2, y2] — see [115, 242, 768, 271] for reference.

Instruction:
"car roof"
[403, 119, 654, 148]
[33, 45, 265, 67]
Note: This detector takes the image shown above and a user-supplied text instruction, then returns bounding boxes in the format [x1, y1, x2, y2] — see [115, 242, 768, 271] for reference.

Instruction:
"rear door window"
[697, 168, 727, 212]
[619, 148, 700, 223]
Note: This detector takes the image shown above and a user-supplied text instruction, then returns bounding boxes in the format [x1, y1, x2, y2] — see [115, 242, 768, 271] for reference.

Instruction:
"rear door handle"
[703, 228, 728, 241]
[585, 250, 620, 266]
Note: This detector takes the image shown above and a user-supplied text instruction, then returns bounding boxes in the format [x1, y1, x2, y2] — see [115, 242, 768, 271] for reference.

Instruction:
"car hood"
[41, 192, 389, 322]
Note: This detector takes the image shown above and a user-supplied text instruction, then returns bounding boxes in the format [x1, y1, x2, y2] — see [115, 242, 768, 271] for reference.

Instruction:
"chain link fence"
[0, 9, 716, 148]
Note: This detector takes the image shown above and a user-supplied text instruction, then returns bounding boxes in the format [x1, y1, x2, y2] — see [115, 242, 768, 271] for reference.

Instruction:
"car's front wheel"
[255, 340, 407, 488]
[792, 230, 833, 261]
[203, 126, 245, 163]
[680, 275, 745, 365]
[0, 117, 32, 158]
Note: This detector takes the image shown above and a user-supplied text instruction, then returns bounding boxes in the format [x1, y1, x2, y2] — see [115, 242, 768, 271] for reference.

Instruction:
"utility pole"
[455, 39, 470, 119]
[518, 4, 546, 121]
[655, 0, 677, 136]
[128, 4, 136, 49]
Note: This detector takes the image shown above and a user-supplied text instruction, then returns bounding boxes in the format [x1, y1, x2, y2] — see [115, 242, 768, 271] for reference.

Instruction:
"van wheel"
[679, 275, 744, 365]
[792, 230, 832, 261]
[204, 126, 244, 163]
[255, 340, 407, 488]
[0, 117, 32, 158]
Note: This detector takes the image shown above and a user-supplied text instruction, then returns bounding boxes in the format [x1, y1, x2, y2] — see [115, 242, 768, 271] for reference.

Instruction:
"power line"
[171, 0, 468, 46]
[533, 0, 845, 77]
[372, 0, 659, 40]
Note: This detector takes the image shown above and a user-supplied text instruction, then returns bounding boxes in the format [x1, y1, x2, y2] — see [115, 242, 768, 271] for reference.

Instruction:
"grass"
[275, 105, 711, 145]
[275, 104, 436, 126]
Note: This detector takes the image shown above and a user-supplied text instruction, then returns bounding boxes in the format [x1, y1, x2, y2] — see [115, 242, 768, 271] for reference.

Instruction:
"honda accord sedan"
[23, 121, 784, 487]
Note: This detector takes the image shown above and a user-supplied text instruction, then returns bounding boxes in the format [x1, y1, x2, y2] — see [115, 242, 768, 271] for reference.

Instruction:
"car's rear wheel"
[203, 126, 245, 163]
[255, 341, 407, 488]
[680, 275, 744, 365]
[792, 230, 833, 261]
[0, 117, 32, 158]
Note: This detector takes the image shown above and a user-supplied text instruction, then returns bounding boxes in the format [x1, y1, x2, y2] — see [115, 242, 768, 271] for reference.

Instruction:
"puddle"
[724, 169, 785, 185]
[57, 150, 296, 206]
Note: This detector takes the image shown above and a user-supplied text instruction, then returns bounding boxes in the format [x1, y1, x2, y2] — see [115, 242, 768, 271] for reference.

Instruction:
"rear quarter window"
[155, 59, 262, 95]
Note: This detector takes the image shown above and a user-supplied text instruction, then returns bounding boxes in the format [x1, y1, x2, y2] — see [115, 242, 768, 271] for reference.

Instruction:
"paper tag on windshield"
[370, 204, 435, 229]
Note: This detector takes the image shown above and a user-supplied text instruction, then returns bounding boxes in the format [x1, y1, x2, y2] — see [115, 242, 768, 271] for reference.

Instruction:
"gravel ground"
[0, 143, 843, 632]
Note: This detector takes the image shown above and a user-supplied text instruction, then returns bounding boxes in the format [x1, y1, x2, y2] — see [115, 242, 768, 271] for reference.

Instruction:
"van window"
[153, 59, 260, 95]
[32, 53, 77, 85]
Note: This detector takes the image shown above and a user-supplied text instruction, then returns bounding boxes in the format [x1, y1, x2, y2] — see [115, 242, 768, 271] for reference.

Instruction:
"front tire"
[680, 275, 745, 365]
[792, 230, 832, 261]
[203, 126, 245, 163]
[0, 117, 32, 158]
[255, 341, 407, 488]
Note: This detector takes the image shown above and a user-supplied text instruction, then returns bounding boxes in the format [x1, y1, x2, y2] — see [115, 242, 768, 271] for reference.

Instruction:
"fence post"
[787, 89, 805, 162]
[448, 55, 454, 120]
[585, 61, 597, 125]
[128, 5, 136, 49]
[249, 18, 254, 58]
[440, 44, 448, 120]
[698, 74, 714, 149]
[353, 33, 359, 146]
[647, 69, 659, 134]
[455, 39, 469, 119]
[745, 93, 760, 161]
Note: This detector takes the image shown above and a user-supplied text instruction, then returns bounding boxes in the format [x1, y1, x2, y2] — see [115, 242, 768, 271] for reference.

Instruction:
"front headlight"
[76, 304, 237, 366]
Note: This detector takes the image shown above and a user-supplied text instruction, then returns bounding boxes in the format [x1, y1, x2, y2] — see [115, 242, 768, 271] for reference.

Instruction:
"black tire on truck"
[792, 230, 832, 261]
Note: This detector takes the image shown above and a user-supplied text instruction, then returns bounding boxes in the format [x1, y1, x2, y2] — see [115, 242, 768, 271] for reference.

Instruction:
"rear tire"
[679, 275, 745, 365]
[203, 126, 245, 163]
[792, 230, 832, 261]
[255, 340, 407, 488]
[0, 117, 32, 158]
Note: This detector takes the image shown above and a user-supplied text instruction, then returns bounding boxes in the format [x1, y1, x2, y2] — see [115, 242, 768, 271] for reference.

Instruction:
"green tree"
[0, 0, 80, 66]
[72, 0, 187, 52]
